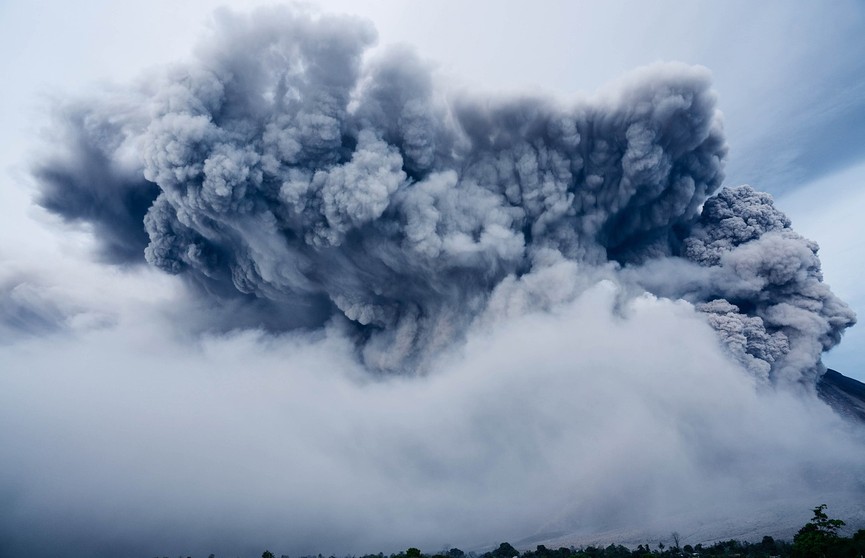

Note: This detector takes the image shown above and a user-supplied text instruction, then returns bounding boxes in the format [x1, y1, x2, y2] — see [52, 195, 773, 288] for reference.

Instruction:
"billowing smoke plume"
[34, 6, 853, 382]
[683, 187, 856, 382]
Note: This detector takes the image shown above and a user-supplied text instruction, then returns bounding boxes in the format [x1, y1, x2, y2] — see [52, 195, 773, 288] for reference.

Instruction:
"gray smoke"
[683, 186, 856, 383]
[33, 6, 853, 382]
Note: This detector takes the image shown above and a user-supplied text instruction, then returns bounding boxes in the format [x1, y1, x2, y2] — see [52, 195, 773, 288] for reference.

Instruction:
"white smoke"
[0, 261, 862, 558]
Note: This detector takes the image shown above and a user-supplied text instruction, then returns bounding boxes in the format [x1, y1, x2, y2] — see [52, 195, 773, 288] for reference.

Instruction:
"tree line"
[180, 505, 865, 558]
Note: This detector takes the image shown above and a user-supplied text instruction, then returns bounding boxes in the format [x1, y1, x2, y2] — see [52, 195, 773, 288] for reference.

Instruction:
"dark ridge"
[817, 369, 865, 425]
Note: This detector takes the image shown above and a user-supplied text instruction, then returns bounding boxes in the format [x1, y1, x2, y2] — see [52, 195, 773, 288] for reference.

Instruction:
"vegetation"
[161, 506, 865, 558]
[791, 505, 864, 558]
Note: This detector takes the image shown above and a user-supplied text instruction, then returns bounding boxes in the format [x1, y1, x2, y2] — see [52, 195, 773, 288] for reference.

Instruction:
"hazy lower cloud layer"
[1, 6, 863, 558]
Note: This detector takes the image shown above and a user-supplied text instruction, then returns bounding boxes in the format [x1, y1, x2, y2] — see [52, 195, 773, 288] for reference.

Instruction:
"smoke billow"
[5, 5, 863, 558]
[1, 278, 863, 558]
[34, 7, 853, 382]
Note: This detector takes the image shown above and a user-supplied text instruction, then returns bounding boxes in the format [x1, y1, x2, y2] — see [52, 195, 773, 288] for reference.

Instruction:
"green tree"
[792, 504, 846, 558]
[756, 535, 778, 556]
[491, 543, 518, 558]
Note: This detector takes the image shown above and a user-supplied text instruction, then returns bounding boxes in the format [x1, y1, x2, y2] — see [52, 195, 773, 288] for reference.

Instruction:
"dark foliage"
[182, 506, 865, 558]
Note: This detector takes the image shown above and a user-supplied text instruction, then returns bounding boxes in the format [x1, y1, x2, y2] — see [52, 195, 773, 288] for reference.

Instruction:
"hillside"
[818, 369, 865, 424]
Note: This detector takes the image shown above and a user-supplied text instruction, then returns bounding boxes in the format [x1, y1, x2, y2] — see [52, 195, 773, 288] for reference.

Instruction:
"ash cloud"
[683, 186, 856, 382]
[628, 186, 856, 383]
[34, 6, 851, 382]
[35, 101, 161, 264]
[28, 8, 722, 366]
[5, 6, 865, 557]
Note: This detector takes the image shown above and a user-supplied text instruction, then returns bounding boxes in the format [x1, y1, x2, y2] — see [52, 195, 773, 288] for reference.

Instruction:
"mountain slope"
[818, 369, 865, 424]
